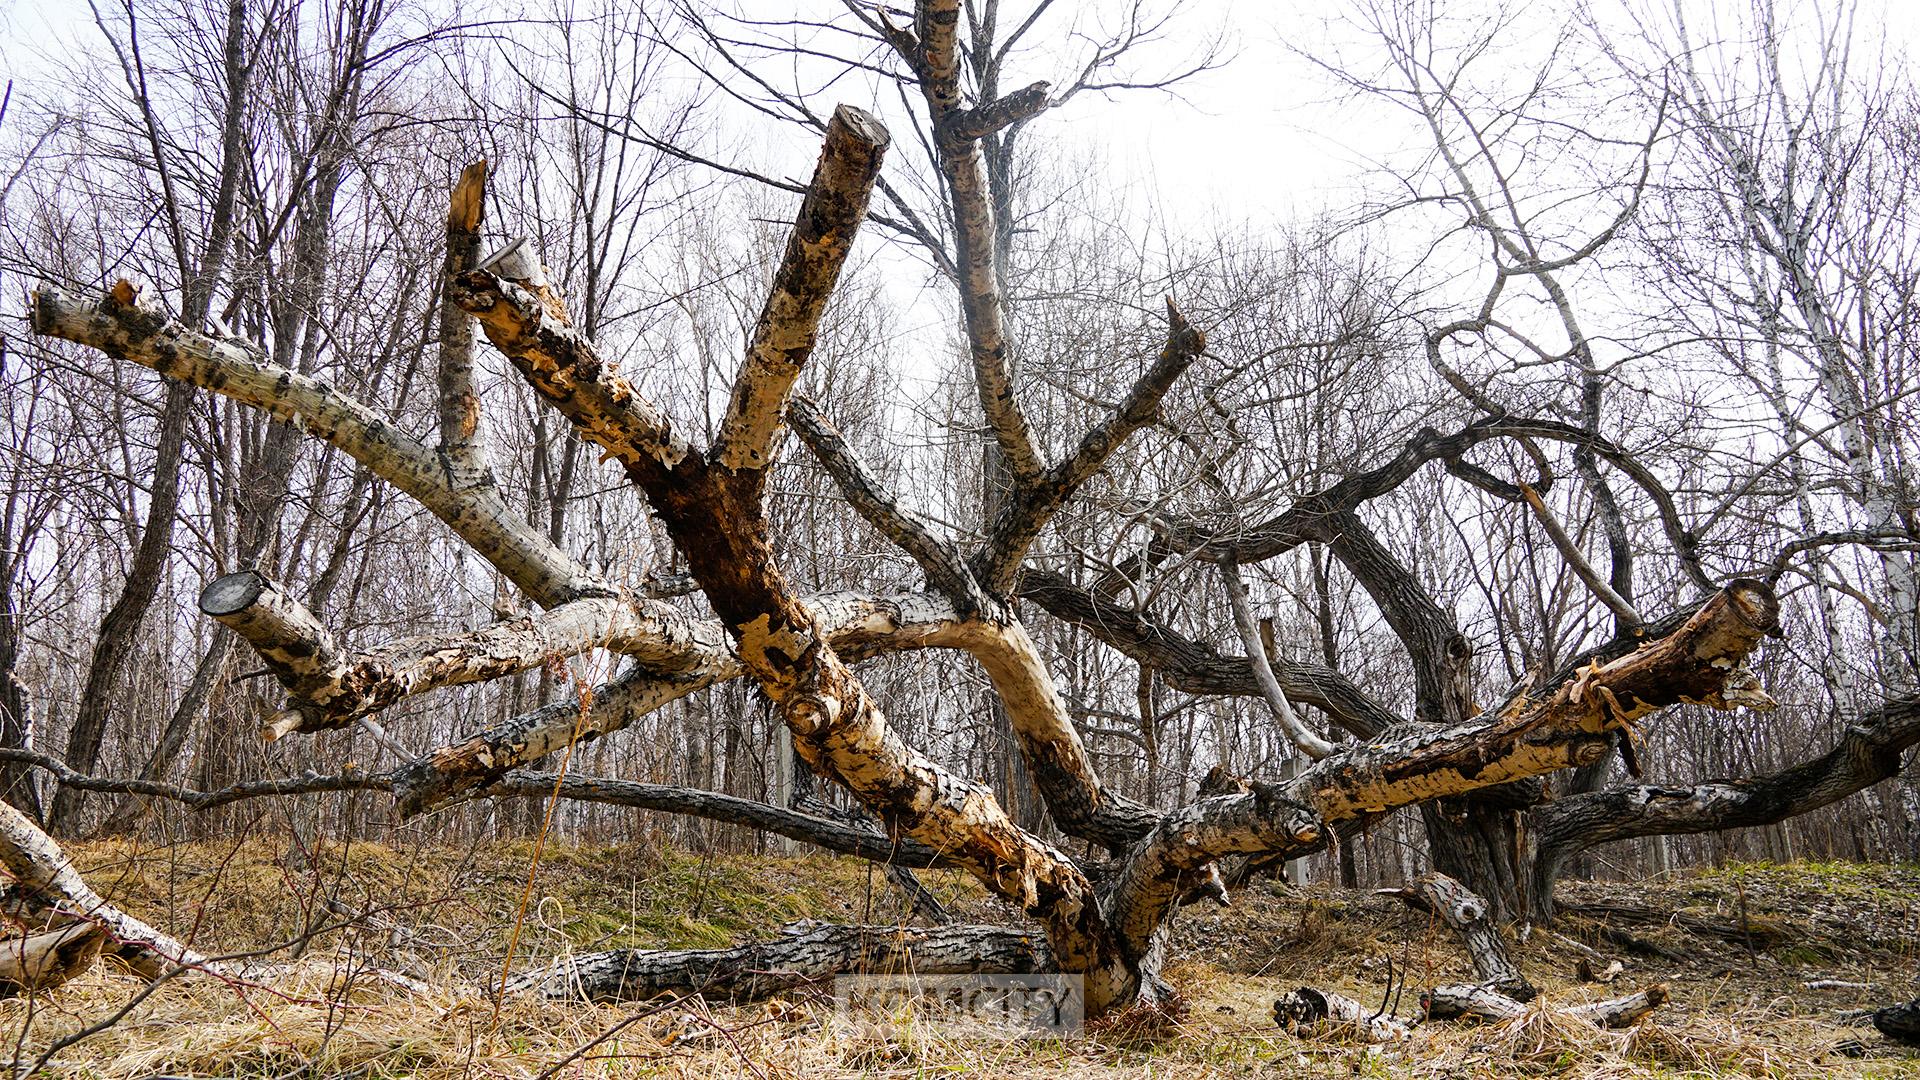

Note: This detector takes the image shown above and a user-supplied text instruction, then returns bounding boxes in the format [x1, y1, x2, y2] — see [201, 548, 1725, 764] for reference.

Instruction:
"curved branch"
[1220, 561, 1336, 759]
[1017, 568, 1401, 738]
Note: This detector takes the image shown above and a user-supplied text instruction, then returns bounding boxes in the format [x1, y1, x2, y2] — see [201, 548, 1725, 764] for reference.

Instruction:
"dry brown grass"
[0, 838, 1912, 1077]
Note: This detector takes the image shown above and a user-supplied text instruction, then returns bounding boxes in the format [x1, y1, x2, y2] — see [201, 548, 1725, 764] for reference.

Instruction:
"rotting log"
[0, 921, 109, 997]
[509, 923, 1048, 1002]
[1421, 982, 1667, 1028]
[1273, 987, 1412, 1043]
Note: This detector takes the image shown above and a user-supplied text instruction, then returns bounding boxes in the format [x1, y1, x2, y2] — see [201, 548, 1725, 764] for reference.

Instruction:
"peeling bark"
[1379, 873, 1531, 999]
[1104, 581, 1779, 966]
[1274, 987, 1412, 1043]
[203, 570, 727, 737]
[714, 107, 890, 479]
[391, 590, 981, 814]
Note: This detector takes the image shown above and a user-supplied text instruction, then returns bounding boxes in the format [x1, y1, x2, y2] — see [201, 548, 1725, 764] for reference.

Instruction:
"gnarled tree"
[19, 0, 1803, 1015]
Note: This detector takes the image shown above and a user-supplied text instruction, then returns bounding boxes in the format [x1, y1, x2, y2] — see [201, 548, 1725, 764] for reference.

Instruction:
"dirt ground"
[4, 836, 1916, 1077]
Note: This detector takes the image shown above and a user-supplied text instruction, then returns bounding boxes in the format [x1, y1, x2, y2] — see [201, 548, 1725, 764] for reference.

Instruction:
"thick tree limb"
[1379, 872, 1531, 999]
[391, 590, 980, 815]
[203, 570, 728, 738]
[438, 160, 489, 474]
[714, 105, 890, 480]
[0, 801, 217, 979]
[908, 0, 1045, 486]
[791, 404, 1155, 850]
[969, 619, 1160, 852]
[977, 301, 1207, 592]
[1528, 693, 1920, 916]
[508, 922, 1048, 1002]
[459, 123, 1133, 1007]
[1104, 581, 1780, 961]
[947, 81, 1051, 141]
[30, 285, 603, 607]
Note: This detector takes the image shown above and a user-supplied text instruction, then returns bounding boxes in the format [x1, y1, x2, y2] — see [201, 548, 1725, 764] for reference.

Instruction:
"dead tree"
[30, 54, 1787, 1012]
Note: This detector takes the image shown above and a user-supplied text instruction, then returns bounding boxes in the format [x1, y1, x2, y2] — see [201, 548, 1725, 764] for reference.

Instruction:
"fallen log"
[1422, 982, 1668, 1028]
[508, 922, 1049, 1003]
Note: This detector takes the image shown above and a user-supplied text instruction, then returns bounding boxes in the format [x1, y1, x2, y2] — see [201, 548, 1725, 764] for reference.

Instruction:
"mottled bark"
[29, 286, 603, 607]
[1380, 872, 1531, 999]
[202, 569, 726, 737]
[1103, 581, 1779, 965]
[509, 922, 1048, 1003]
[391, 590, 980, 814]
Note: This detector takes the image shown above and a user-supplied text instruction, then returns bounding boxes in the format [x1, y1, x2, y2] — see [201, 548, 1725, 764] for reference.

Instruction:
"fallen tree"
[18, 0, 1850, 1022]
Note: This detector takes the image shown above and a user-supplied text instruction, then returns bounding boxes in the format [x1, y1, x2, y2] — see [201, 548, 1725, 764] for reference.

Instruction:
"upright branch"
[1220, 561, 1336, 760]
[903, 0, 1048, 486]
[713, 108, 890, 484]
[978, 300, 1207, 592]
[438, 160, 489, 474]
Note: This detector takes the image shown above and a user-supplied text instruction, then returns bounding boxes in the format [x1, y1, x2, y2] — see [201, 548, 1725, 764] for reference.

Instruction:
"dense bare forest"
[0, 0, 1915, 1071]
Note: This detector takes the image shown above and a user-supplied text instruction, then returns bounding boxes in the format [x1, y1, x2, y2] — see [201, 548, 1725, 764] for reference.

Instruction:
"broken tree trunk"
[1273, 987, 1413, 1043]
[0, 921, 109, 997]
[1379, 872, 1533, 999]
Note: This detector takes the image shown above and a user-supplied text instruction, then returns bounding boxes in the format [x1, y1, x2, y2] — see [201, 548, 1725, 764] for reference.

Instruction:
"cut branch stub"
[200, 571, 345, 738]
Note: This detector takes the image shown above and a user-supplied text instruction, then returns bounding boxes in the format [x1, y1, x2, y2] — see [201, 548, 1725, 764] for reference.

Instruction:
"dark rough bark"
[1873, 997, 1920, 1046]
[508, 922, 1047, 1002]
[1527, 694, 1920, 921]
[1017, 568, 1400, 738]
[51, 373, 194, 833]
